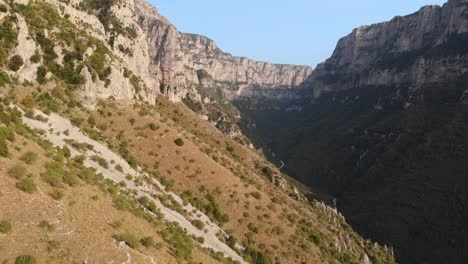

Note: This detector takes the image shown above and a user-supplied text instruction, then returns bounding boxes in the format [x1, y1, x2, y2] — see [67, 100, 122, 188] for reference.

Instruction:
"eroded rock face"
[303, 0, 468, 97]
[40, 0, 312, 103]
[134, 0, 312, 101]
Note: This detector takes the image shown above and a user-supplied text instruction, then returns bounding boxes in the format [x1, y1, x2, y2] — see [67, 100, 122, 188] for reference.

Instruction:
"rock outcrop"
[303, 0, 468, 97]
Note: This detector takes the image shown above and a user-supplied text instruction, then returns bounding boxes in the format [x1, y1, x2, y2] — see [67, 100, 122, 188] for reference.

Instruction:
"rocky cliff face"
[304, 0, 468, 97]
[134, 0, 312, 101]
[40, 0, 311, 103]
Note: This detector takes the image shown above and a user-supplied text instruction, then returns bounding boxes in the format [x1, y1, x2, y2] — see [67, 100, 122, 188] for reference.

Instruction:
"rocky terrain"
[0, 0, 394, 263]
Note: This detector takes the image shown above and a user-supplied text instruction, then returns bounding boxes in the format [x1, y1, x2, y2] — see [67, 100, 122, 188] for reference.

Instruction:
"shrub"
[49, 189, 64, 200]
[141, 236, 155, 248]
[8, 164, 27, 179]
[30, 51, 41, 63]
[87, 116, 96, 126]
[226, 235, 237, 248]
[0, 133, 8, 157]
[191, 219, 205, 230]
[91, 155, 109, 169]
[115, 233, 141, 249]
[160, 224, 194, 260]
[196, 236, 205, 244]
[110, 220, 122, 229]
[20, 151, 38, 165]
[20, 95, 36, 108]
[0, 220, 12, 233]
[36, 66, 47, 84]
[8, 55, 24, 71]
[38, 220, 55, 231]
[71, 117, 84, 126]
[245, 247, 271, 264]
[16, 178, 37, 194]
[43, 162, 64, 187]
[174, 138, 185, 147]
[15, 255, 36, 264]
[251, 191, 261, 200]
[0, 4, 7, 12]
[115, 164, 123, 172]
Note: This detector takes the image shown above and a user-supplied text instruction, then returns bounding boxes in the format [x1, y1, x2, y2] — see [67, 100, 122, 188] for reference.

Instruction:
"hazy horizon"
[151, 0, 447, 66]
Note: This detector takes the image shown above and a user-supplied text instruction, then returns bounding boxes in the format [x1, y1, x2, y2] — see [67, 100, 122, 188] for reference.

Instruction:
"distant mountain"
[235, 0, 468, 263]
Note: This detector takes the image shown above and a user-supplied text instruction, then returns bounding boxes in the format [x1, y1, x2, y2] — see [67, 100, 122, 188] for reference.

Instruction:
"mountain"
[0, 0, 394, 263]
[304, 0, 468, 97]
[235, 0, 468, 263]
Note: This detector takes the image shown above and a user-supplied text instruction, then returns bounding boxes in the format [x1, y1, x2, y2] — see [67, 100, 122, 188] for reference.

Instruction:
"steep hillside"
[303, 0, 468, 97]
[235, 0, 468, 263]
[0, 0, 393, 263]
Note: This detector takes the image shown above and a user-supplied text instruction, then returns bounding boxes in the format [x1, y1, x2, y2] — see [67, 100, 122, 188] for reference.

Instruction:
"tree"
[8, 55, 23, 71]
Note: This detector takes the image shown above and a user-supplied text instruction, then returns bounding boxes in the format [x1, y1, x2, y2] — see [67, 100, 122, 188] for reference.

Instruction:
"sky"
[149, 0, 447, 67]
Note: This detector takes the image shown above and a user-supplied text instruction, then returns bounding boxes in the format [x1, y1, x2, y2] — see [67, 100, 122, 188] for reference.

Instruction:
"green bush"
[15, 255, 36, 264]
[43, 162, 64, 187]
[8, 164, 27, 179]
[87, 116, 96, 126]
[49, 189, 64, 200]
[63, 171, 80, 187]
[16, 178, 37, 194]
[30, 51, 41, 63]
[141, 236, 155, 248]
[115, 233, 141, 249]
[174, 138, 185, 146]
[191, 219, 205, 230]
[36, 66, 47, 84]
[8, 55, 24, 71]
[251, 191, 261, 200]
[115, 164, 123, 172]
[91, 155, 109, 169]
[21, 95, 36, 108]
[0, 220, 12, 234]
[0, 4, 7, 12]
[0, 133, 8, 157]
[196, 236, 205, 244]
[20, 151, 38, 165]
[38, 220, 54, 231]
[160, 224, 194, 260]
[245, 247, 271, 264]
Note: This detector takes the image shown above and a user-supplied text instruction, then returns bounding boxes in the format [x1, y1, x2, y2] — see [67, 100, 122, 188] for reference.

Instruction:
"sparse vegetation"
[174, 138, 185, 146]
[8, 164, 27, 179]
[16, 177, 37, 194]
[141, 236, 155, 248]
[20, 151, 38, 165]
[14, 255, 36, 264]
[191, 219, 205, 230]
[115, 232, 141, 249]
[0, 133, 8, 157]
[0, 220, 12, 234]
[38, 220, 55, 232]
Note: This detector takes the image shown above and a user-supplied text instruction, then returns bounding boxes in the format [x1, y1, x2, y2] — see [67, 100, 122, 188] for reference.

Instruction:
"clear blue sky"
[149, 0, 447, 66]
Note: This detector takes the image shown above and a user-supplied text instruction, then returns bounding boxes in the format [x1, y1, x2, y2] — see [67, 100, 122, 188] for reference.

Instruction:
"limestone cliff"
[304, 0, 468, 97]
[134, 0, 312, 101]
[39, 0, 312, 103]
